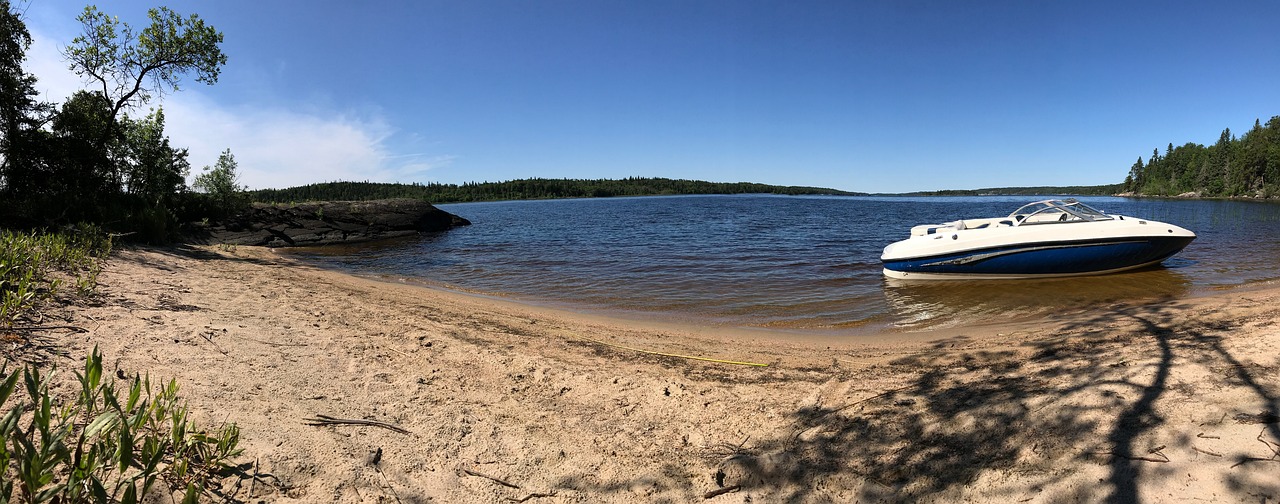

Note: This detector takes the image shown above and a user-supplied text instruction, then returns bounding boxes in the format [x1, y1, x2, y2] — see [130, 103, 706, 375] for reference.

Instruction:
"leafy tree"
[63, 5, 226, 153]
[50, 91, 118, 211]
[1128, 118, 1280, 198]
[0, 0, 53, 197]
[1125, 157, 1144, 193]
[193, 148, 247, 216]
[1206, 128, 1233, 195]
[1266, 117, 1280, 196]
[121, 106, 189, 206]
[0, 3, 232, 239]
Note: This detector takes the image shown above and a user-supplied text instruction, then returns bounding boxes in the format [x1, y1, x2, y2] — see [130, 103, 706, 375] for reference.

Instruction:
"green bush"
[0, 347, 241, 503]
[0, 227, 111, 326]
[124, 205, 174, 245]
[191, 149, 249, 220]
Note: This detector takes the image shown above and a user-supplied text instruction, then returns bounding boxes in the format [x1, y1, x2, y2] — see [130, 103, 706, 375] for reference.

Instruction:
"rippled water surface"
[287, 195, 1280, 332]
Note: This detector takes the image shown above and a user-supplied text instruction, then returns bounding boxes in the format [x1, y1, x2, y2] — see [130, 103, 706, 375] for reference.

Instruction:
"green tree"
[63, 5, 226, 154]
[193, 148, 247, 217]
[1192, 129, 1229, 195]
[1125, 157, 1144, 192]
[0, 0, 53, 197]
[1266, 117, 1280, 196]
[49, 91, 117, 214]
[1235, 118, 1268, 196]
[1122, 116, 1280, 198]
[121, 106, 189, 205]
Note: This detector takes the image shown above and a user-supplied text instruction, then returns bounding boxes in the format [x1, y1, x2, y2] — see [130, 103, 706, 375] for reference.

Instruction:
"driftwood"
[198, 331, 230, 355]
[1230, 428, 1280, 468]
[506, 491, 557, 502]
[373, 464, 405, 504]
[229, 332, 309, 347]
[1093, 448, 1169, 463]
[303, 414, 412, 435]
[456, 466, 556, 501]
[459, 467, 521, 488]
[703, 485, 742, 499]
[7, 325, 89, 333]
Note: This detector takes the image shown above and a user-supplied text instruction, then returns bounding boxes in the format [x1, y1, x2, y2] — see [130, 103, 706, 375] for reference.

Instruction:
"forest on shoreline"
[1124, 116, 1280, 198]
[249, 178, 1136, 204]
[0, 2, 242, 241]
[906, 184, 1123, 197]
[249, 177, 864, 203]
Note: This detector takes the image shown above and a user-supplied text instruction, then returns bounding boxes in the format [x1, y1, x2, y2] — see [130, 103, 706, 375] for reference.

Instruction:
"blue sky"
[18, 1, 1280, 193]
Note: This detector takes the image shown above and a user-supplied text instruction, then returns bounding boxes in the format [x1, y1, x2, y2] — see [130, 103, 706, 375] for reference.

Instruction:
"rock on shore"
[204, 199, 470, 247]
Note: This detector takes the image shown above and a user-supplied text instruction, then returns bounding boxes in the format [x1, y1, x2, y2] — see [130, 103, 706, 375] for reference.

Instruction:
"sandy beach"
[15, 245, 1280, 503]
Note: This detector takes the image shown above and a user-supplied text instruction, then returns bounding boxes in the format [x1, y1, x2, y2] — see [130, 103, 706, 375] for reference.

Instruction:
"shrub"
[0, 227, 111, 326]
[0, 347, 242, 503]
[191, 149, 248, 220]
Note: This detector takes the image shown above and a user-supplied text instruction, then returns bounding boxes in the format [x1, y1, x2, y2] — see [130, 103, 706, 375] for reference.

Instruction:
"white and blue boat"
[881, 199, 1196, 279]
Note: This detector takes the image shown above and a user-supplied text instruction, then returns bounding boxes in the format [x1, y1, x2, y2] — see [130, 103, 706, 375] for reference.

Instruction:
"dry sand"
[9, 245, 1280, 503]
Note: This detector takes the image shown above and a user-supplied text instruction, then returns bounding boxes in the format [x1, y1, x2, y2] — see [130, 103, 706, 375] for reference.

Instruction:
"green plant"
[73, 264, 101, 298]
[1, 269, 36, 325]
[0, 228, 111, 326]
[192, 149, 248, 219]
[0, 347, 241, 503]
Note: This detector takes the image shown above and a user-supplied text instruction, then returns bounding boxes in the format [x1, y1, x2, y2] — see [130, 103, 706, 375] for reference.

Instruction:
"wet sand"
[15, 245, 1280, 503]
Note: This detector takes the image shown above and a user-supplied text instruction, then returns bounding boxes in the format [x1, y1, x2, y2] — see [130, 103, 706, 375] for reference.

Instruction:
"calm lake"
[287, 195, 1280, 333]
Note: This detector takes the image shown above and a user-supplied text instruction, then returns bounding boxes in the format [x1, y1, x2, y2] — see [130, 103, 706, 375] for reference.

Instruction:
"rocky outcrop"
[202, 199, 470, 247]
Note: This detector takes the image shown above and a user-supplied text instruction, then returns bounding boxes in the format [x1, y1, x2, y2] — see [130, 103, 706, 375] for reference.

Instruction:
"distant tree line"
[249, 177, 864, 204]
[909, 184, 1123, 197]
[0, 2, 243, 241]
[1124, 116, 1280, 198]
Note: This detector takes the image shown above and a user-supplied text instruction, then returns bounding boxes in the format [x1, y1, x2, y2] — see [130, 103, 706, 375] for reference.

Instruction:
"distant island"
[249, 178, 1135, 204]
[252, 112, 1280, 207]
[903, 184, 1123, 197]
[249, 177, 865, 204]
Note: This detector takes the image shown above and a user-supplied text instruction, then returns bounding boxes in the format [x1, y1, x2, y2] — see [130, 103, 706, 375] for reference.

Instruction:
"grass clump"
[0, 226, 112, 327]
[0, 347, 242, 503]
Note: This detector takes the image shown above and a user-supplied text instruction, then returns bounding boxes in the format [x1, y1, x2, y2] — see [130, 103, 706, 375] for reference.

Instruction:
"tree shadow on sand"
[551, 299, 1280, 502]
[728, 301, 1280, 502]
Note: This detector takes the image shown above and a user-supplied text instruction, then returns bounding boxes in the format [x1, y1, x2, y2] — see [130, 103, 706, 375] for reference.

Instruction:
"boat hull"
[881, 209, 1198, 282]
[881, 235, 1195, 279]
[882, 201, 1197, 280]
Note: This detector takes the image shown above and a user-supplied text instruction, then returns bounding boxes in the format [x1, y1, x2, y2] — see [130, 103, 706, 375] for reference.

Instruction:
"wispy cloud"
[161, 94, 442, 189]
[25, 27, 449, 191]
[26, 26, 82, 105]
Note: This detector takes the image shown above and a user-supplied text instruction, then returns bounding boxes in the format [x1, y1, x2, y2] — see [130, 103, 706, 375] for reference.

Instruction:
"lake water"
[287, 195, 1280, 333]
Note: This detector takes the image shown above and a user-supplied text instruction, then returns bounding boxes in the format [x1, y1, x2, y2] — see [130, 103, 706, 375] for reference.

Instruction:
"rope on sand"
[581, 337, 769, 367]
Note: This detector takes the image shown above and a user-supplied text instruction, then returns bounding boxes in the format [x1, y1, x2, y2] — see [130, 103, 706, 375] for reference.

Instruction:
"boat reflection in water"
[881, 265, 1193, 330]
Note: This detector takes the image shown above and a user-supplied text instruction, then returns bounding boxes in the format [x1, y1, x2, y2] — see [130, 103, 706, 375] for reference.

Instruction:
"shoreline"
[20, 244, 1280, 502]
[281, 246, 1241, 341]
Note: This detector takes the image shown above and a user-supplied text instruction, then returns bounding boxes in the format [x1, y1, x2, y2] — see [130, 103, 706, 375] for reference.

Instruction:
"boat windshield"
[1007, 198, 1113, 225]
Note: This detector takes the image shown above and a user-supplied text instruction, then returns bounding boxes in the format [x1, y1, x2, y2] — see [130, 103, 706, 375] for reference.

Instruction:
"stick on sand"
[303, 414, 412, 435]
